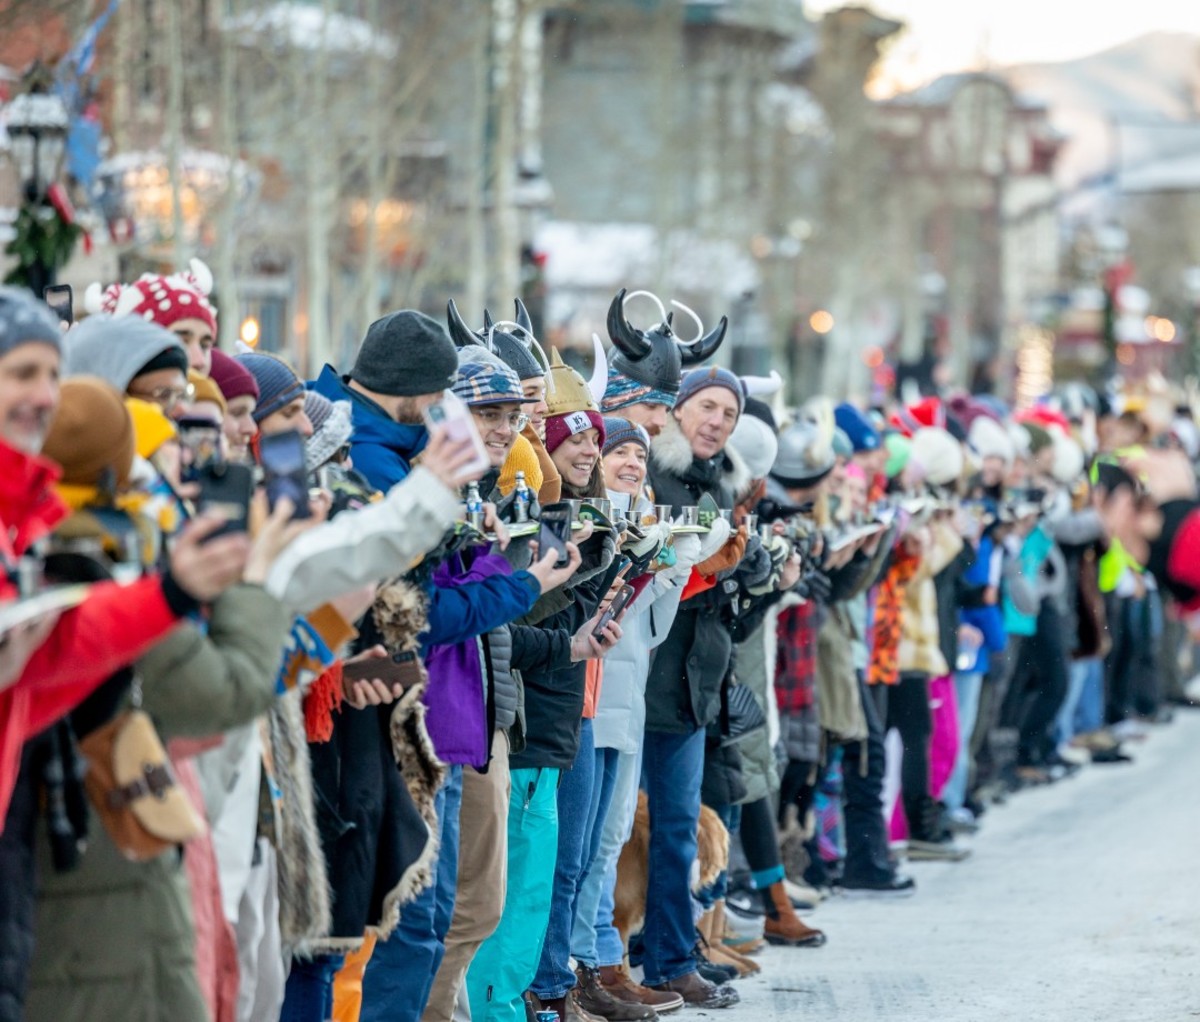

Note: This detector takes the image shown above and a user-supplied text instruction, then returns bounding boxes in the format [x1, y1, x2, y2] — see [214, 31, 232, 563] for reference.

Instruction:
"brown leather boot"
[648, 970, 739, 1009]
[574, 964, 656, 1020]
[762, 881, 827, 947]
[710, 901, 762, 975]
[598, 964, 684, 1013]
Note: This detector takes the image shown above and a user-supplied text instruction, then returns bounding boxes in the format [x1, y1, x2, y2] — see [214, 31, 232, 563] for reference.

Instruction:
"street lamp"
[3, 77, 74, 296]
[6, 87, 69, 204]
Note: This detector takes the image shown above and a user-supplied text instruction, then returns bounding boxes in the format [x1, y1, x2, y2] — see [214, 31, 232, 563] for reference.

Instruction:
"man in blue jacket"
[312, 309, 458, 488]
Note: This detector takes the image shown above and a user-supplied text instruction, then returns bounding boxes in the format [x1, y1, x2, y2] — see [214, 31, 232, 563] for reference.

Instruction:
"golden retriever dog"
[612, 791, 729, 956]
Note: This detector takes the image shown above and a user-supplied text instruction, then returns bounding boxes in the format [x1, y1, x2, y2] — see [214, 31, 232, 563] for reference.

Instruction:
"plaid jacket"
[775, 599, 819, 716]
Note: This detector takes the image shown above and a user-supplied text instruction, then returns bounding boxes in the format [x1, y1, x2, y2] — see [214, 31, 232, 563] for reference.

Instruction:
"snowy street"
[721, 713, 1200, 1022]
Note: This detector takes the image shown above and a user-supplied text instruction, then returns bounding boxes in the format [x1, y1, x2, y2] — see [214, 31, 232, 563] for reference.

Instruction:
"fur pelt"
[372, 577, 428, 654]
[267, 689, 332, 947]
[373, 675, 446, 941]
[612, 790, 729, 956]
[650, 414, 751, 500]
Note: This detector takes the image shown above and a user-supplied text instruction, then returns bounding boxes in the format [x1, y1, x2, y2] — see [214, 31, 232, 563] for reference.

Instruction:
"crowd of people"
[1, 265, 1199, 1022]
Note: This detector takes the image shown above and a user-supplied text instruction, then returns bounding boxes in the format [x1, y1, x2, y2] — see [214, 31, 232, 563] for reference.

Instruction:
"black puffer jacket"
[645, 418, 749, 734]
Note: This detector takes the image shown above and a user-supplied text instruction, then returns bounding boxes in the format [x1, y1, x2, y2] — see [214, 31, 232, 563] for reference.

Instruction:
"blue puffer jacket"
[959, 535, 1007, 674]
[311, 364, 428, 490]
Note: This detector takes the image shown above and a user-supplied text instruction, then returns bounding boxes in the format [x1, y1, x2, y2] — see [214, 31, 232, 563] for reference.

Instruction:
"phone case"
[196, 463, 255, 537]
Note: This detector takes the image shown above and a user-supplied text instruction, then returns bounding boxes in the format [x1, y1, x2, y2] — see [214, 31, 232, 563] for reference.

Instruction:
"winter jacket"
[0, 440, 193, 825]
[645, 420, 749, 733]
[27, 584, 290, 1022]
[312, 365, 429, 491]
[898, 521, 962, 677]
[1003, 524, 1054, 636]
[958, 535, 1007, 674]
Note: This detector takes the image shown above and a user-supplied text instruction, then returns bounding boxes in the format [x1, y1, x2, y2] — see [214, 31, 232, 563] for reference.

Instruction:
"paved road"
[709, 712, 1200, 1022]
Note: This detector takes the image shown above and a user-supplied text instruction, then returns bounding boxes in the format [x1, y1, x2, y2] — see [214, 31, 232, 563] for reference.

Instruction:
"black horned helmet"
[606, 288, 728, 395]
[446, 297, 547, 381]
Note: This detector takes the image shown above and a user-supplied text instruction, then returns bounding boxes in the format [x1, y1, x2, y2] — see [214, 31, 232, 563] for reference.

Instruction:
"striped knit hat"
[601, 364, 676, 413]
[236, 352, 305, 423]
[602, 416, 649, 457]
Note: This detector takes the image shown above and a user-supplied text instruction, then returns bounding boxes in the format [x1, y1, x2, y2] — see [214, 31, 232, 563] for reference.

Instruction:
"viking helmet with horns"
[606, 287, 728, 395]
[446, 297, 546, 381]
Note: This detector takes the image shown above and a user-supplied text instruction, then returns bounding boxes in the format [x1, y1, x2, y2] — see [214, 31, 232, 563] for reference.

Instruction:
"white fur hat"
[730, 414, 779, 480]
[910, 426, 963, 486]
[968, 415, 1015, 468]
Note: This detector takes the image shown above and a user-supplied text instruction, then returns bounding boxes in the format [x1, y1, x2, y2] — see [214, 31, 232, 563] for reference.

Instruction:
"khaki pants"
[423, 731, 511, 1022]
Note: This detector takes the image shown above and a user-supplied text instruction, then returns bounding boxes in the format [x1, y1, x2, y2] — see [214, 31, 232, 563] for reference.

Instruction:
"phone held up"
[422, 391, 491, 478]
[593, 583, 635, 641]
[258, 429, 312, 520]
[537, 501, 573, 568]
[194, 462, 255, 540]
[43, 284, 73, 326]
[176, 416, 223, 484]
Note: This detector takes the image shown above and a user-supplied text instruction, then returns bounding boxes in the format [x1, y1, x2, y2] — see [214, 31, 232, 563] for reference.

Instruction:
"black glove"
[567, 526, 618, 588]
[736, 536, 773, 592]
[796, 567, 832, 605]
[494, 487, 541, 526]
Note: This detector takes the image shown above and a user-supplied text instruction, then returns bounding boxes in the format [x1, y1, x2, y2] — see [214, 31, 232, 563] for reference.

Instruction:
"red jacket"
[0, 439, 185, 823]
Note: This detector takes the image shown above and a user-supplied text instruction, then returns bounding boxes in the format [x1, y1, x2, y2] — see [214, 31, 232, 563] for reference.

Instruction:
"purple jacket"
[421, 552, 540, 767]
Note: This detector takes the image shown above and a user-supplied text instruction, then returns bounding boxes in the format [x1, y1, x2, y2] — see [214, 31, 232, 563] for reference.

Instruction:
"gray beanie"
[63, 314, 186, 394]
[350, 310, 458, 397]
[0, 287, 62, 359]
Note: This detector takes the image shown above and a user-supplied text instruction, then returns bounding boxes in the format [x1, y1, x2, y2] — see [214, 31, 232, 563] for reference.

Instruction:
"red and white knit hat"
[84, 258, 217, 335]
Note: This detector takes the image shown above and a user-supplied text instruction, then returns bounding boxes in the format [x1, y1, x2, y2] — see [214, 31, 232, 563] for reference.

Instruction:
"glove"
[737, 536, 773, 593]
[663, 532, 702, 580]
[765, 534, 791, 573]
[492, 531, 536, 572]
[796, 567, 832, 605]
[696, 525, 748, 578]
[622, 520, 668, 560]
[566, 525, 617, 588]
[494, 486, 541, 525]
[694, 517, 732, 562]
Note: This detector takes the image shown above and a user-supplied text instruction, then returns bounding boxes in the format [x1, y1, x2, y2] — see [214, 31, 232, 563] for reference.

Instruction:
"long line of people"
[2, 268, 1200, 1022]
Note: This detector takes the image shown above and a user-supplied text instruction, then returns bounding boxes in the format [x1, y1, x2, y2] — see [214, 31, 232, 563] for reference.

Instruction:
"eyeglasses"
[474, 408, 529, 433]
[129, 382, 196, 412]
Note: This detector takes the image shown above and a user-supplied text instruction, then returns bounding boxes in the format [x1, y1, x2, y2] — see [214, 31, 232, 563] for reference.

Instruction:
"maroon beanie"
[544, 409, 606, 455]
[210, 348, 260, 404]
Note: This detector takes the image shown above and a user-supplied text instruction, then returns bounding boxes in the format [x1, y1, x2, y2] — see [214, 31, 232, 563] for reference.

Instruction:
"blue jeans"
[467, 766, 561, 1022]
[942, 672, 983, 811]
[280, 953, 343, 1022]
[1071, 657, 1105, 736]
[361, 766, 463, 1022]
[532, 719, 618, 999]
[572, 747, 641, 968]
[640, 727, 706, 987]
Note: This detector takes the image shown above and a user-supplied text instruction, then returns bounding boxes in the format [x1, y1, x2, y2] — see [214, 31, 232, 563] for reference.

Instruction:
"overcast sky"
[805, 1, 1200, 94]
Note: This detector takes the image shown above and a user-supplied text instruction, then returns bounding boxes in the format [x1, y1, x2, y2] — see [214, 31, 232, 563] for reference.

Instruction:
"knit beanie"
[125, 397, 179, 459]
[545, 409, 606, 456]
[304, 392, 353, 472]
[890, 395, 945, 438]
[209, 348, 259, 404]
[1021, 421, 1054, 455]
[884, 432, 911, 479]
[832, 427, 853, 460]
[42, 377, 135, 488]
[452, 348, 525, 407]
[497, 434, 546, 495]
[601, 416, 650, 457]
[236, 352, 305, 423]
[909, 426, 963, 486]
[1051, 431, 1084, 485]
[742, 396, 778, 432]
[834, 402, 880, 452]
[64, 314, 187, 394]
[350, 310, 458, 397]
[601, 364, 676, 413]
[0, 286, 62, 358]
[729, 413, 778, 480]
[188, 370, 227, 414]
[85, 258, 217, 335]
[968, 415, 1014, 468]
[675, 366, 745, 417]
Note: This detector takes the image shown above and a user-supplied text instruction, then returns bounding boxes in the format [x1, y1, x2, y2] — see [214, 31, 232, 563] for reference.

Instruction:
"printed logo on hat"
[564, 411, 592, 436]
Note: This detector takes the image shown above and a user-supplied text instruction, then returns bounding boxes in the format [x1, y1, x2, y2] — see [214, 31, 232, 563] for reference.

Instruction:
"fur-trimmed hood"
[649, 414, 751, 508]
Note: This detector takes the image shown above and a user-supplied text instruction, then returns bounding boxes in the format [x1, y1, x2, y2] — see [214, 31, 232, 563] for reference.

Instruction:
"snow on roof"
[534, 220, 760, 299]
[223, 2, 397, 58]
[1120, 149, 1200, 194]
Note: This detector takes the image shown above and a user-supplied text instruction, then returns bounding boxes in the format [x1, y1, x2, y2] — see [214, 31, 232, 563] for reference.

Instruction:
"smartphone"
[176, 416, 223, 484]
[194, 462, 255, 538]
[342, 650, 421, 689]
[537, 501, 572, 568]
[593, 583, 635, 641]
[422, 391, 490, 477]
[259, 429, 312, 519]
[43, 284, 73, 325]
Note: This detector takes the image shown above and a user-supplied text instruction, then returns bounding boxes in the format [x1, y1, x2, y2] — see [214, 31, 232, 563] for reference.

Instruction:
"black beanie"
[743, 396, 777, 432]
[133, 345, 189, 380]
[350, 310, 458, 397]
